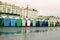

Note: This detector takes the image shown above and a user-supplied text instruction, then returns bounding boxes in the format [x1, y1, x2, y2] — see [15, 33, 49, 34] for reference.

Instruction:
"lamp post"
[26, 5, 28, 18]
[25, 4, 29, 40]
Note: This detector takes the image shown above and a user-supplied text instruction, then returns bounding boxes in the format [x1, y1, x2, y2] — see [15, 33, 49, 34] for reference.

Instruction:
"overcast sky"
[0, 0, 60, 17]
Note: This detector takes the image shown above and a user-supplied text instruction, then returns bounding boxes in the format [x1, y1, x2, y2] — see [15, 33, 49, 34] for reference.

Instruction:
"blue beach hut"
[11, 18, 16, 27]
[39, 20, 43, 27]
[32, 20, 36, 27]
[45, 20, 48, 27]
[4, 17, 10, 27]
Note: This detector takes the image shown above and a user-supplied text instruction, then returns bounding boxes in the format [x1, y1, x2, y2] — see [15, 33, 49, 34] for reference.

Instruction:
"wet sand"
[0, 27, 60, 40]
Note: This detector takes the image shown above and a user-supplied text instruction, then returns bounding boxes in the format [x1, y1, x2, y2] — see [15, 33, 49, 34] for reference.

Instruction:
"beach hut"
[39, 20, 44, 27]
[10, 18, 16, 27]
[16, 18, 22, 27]
[31, 19, 36, 27]
[42, 20, 48, 27]
[54, 21, 57, 27]
[48, 20, 50, 27]
[36, 19, 40, 27]
[26, 18, 31, 27]
[22, 18, 26, 27]
[50, 20, 54, 27]
[45, 20, 48, 27]
[4, 17, 10, 27]
[30, 19, 34, 27]
[42, 20, 46, 27]
[0, 16, 3, 27]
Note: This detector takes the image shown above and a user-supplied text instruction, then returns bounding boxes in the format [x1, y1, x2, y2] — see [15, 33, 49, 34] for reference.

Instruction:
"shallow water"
[0, 27, 60, 40]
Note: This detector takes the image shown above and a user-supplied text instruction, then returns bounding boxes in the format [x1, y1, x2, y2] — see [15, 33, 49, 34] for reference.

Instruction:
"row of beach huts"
[0, 17, 60, 27]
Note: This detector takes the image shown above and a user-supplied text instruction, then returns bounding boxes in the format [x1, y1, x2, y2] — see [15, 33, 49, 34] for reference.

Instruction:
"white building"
[20, 8, 38, 19]
[0, 1, 20, 18]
